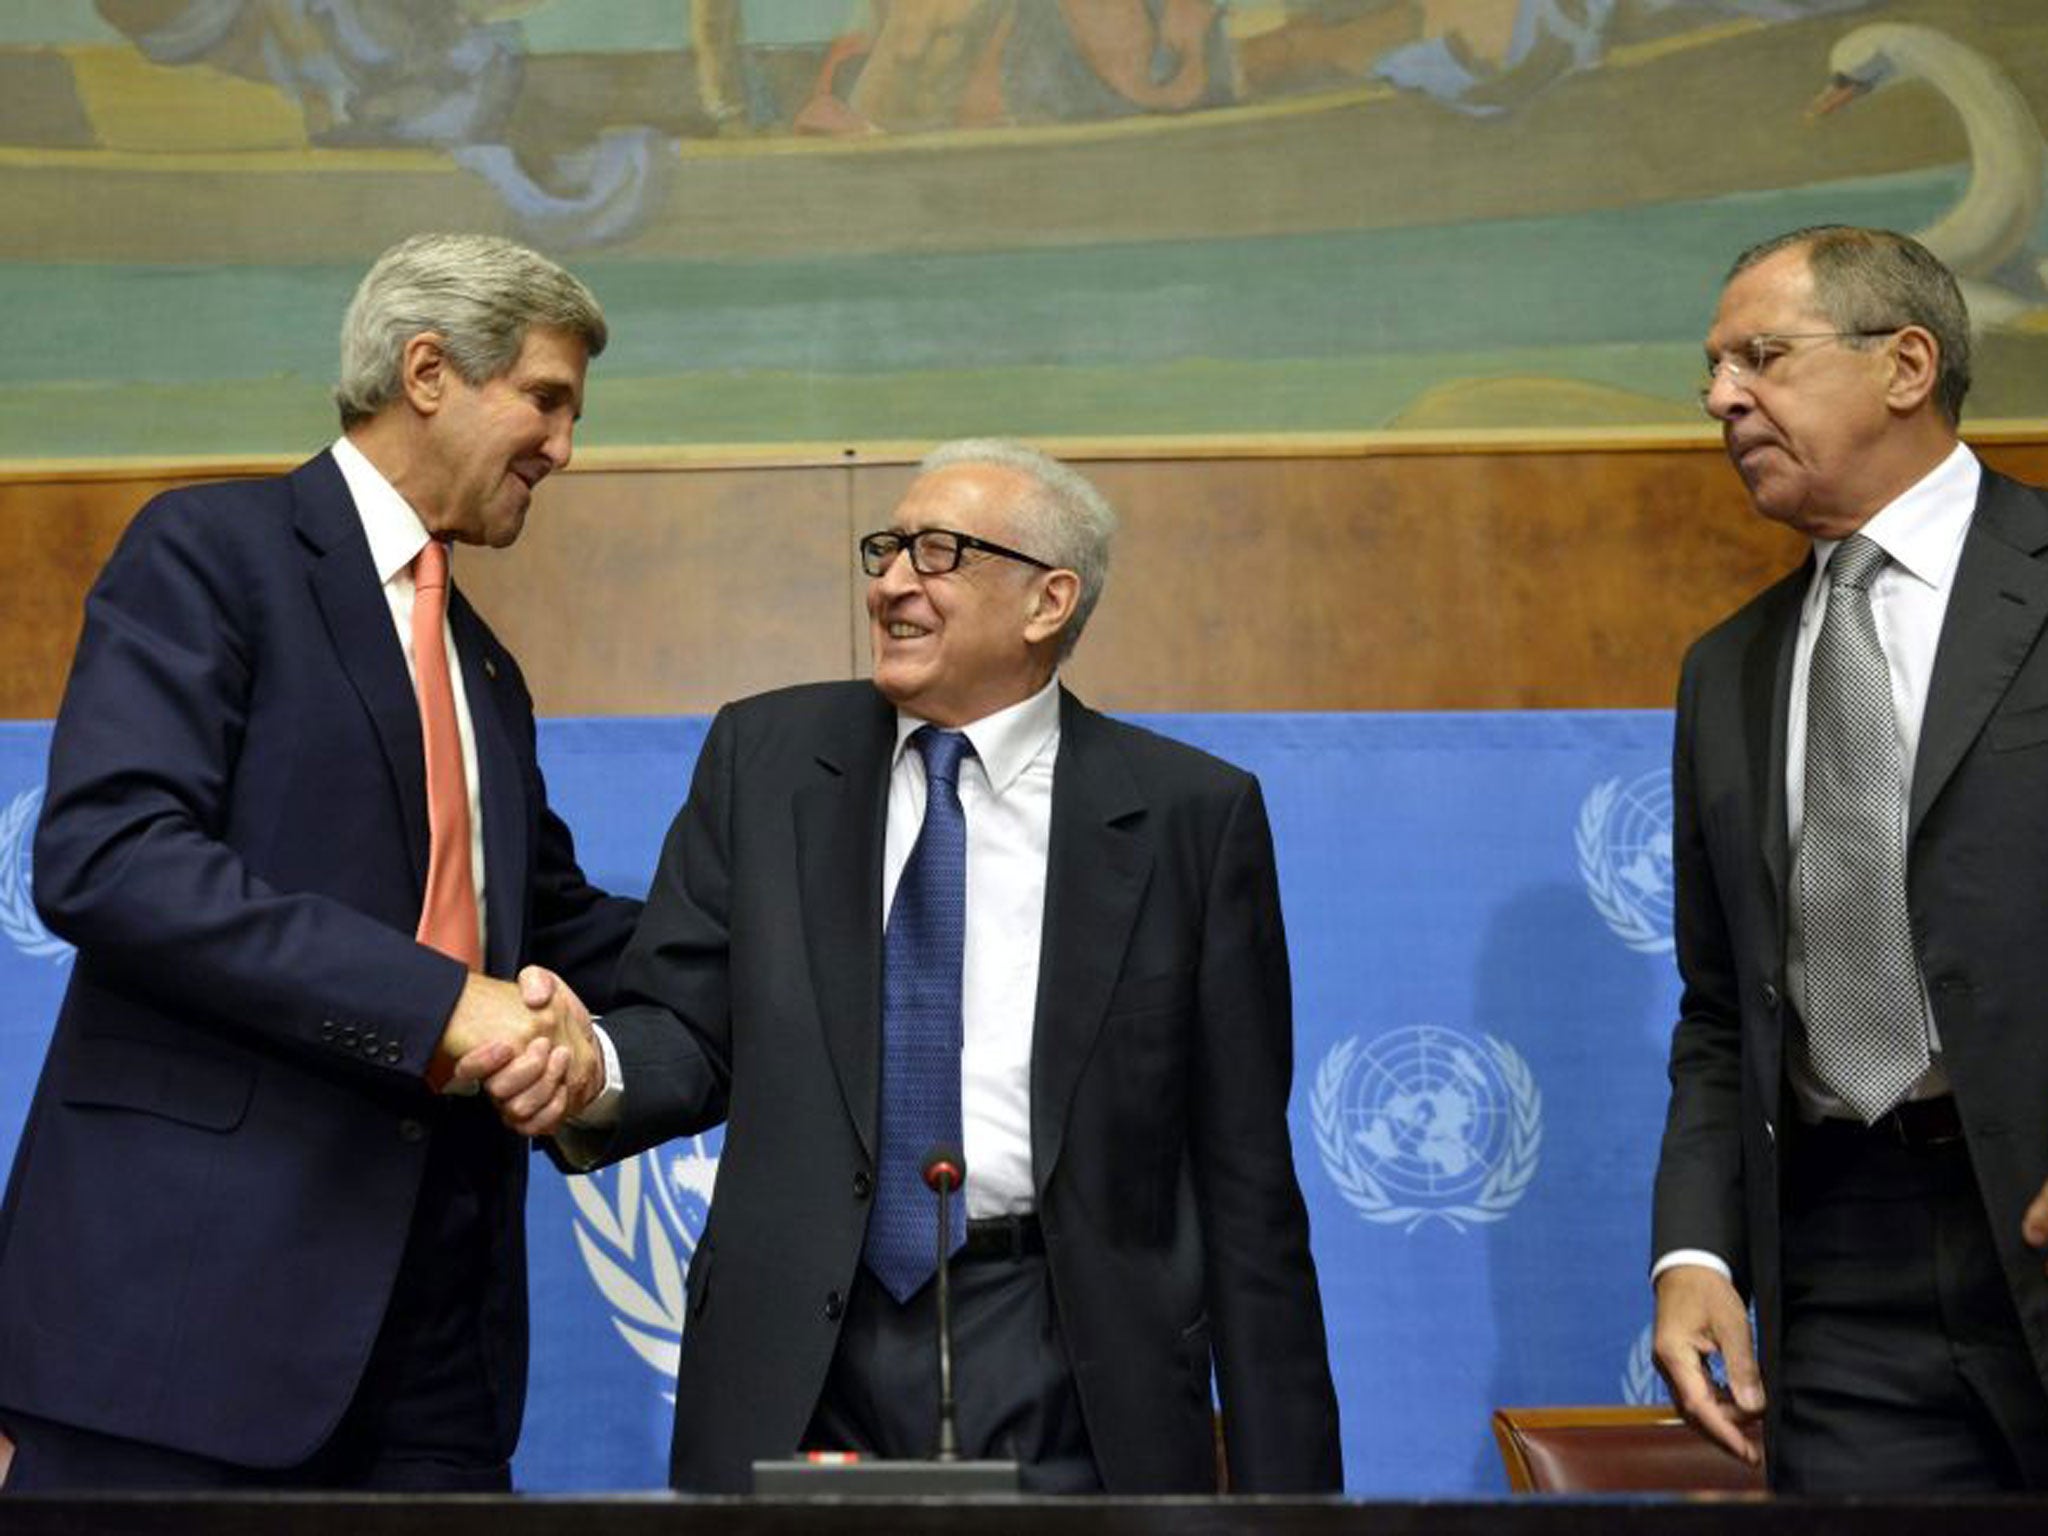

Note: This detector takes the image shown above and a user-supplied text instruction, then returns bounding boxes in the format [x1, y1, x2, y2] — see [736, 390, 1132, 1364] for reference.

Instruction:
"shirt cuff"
[568, 1019, 623, 1129]
[1651, 1249, 1734, 1285]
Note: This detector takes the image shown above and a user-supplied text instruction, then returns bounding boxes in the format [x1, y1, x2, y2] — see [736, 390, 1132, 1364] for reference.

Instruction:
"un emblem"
[1311, 1026, 1541, 1232]
[568, 1132, 721, 1396]
[0, 786, 71, 963]
[1576, 769, 1673, 954]
[1623, 1321, 1661, 1405]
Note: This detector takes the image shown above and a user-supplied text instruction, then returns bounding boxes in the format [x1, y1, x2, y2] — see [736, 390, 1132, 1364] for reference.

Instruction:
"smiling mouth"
[884, 621, 930, 640]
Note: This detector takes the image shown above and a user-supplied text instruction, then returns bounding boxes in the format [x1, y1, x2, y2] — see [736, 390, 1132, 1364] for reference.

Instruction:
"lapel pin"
[483, 656, 498, 680]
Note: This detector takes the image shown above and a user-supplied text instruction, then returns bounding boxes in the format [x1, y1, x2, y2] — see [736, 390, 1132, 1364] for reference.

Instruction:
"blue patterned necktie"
[863, 726, 972, 1302]
[1798, 533, 1930, 1123]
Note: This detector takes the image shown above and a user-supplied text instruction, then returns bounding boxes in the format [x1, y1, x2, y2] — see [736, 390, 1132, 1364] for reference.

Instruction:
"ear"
[399, 332, 452, 417]
[1023, 568, 1081, 647]
[1884, 325, 1941, 415]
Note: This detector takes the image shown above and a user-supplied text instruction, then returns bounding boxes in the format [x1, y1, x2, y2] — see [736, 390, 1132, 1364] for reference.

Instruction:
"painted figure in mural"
[1653, 224, 2048, 1491]
[1811, 22, 2048, 326]
[497, 440, 1342, 1494]
[0, 233, 640, 1491]
[92, 0, 670, 242]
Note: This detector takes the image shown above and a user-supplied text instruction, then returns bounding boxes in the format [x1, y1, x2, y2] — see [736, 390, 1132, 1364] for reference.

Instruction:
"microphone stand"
[933, 1163, 961, 1462]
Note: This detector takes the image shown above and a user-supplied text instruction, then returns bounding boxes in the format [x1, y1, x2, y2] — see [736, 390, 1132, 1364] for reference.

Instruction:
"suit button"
[384, 1044, 403, 1065]
[398, 1118, 426, 1143]
[852, 1171, 872, 1200]
[340, 1026, 359, 1048]
[824, 1290, 845, 1321]
[1762, 983, 1780, 1011]
[320, 1020, 337, 1041]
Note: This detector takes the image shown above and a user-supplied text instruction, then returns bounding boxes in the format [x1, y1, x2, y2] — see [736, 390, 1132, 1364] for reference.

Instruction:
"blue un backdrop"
[0, 710, 1682, 1494]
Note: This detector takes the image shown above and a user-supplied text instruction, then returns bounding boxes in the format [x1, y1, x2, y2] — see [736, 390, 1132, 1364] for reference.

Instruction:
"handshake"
[429, 967, 600, 1137]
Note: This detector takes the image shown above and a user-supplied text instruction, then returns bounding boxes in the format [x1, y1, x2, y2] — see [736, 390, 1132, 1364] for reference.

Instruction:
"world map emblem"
[569, 1132, 721, 1396]
[1577, 769, 1674, 954]
[1311, 1025, 1541, 1233]
[0, 785, 72, 963]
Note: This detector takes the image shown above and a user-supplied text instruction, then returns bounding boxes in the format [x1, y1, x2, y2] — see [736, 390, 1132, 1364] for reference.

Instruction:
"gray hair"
[920, 438, 1118, 659]
[1729, 225, 1971, 426]
[334, 233, 608, 428]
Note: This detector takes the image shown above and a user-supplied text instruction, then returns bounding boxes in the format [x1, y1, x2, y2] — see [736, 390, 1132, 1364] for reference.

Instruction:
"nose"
[1700, 367, 1750, 423]
[870, 543, 922, 601]
[541, 410, 575, 473]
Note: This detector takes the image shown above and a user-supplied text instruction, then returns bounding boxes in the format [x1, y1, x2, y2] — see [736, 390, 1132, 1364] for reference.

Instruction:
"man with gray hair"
[1655, 225, 2048, 1489]
[0, 233, 640, 1490]
[511, 440, 1341, 1493]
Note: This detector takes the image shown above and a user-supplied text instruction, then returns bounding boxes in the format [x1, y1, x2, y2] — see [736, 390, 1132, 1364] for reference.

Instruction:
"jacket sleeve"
[33, 492, 467, 1081]
[1650, 644, 1752, 1289]
[1192, 775, 1344, 1491]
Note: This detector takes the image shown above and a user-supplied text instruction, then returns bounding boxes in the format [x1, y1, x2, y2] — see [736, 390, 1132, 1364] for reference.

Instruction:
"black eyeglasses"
[858, 527, 1053, 577]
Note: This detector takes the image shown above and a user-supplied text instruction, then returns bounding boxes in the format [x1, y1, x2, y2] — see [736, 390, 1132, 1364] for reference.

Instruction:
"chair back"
[1491, 1405, 1765, 1494]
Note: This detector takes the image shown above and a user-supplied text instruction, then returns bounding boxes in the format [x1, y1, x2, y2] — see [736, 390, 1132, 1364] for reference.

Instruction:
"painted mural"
[2, 0, 2045, 458]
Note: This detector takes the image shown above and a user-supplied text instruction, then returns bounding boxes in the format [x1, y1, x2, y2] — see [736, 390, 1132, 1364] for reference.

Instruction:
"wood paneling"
[7, 438, 2046, 718]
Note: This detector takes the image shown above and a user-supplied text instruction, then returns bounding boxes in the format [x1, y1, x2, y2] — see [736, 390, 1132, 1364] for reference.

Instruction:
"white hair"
[919, 438, 1118, 659]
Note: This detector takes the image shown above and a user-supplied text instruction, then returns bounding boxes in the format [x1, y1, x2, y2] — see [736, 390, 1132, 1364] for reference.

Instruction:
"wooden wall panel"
[455, 464, 854, 715]
[6, 439, 2046, 719]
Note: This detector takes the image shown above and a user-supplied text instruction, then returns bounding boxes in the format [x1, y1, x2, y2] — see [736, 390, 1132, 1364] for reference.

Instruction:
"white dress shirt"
[1655, 443, 1979, 1287]
[884, 676, 1061, 1219]
[331, 435, 489, 960]
[1781, 441, 1977, 1120]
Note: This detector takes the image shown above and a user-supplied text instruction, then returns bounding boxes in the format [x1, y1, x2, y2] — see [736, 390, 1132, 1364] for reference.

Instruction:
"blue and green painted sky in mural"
[4, 0, 2046, 458]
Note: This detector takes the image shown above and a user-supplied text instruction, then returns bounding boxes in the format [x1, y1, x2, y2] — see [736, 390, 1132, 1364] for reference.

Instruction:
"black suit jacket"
[1653, 467, 2048, 1444]
[0, 453, 639, 1466]
[589, 680, 1342, 1493]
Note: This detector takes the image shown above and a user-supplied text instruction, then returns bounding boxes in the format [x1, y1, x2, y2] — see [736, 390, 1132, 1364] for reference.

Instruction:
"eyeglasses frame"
[858, 527, 1056, 578]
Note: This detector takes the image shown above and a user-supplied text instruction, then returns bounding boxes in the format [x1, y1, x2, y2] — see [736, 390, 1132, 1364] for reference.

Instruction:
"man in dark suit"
[0, 233, 640, 1491]
[1653, 225, 2048, 1490]
[531, 439, 1341, 1493]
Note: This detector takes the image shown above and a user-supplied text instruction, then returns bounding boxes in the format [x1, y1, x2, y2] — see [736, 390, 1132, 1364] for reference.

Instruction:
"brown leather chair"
[1491, 1405, 1765, 1494]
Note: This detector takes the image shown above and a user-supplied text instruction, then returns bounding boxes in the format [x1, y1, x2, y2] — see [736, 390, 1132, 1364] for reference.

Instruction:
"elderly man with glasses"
[1653, 225, 2048, 1491]
[500, 438, 1341, 1495]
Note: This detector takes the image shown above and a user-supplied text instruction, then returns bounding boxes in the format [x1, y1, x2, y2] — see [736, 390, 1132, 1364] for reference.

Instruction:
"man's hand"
[444, 967, 599, 1136]
[1653, 1264, 1765, 1466]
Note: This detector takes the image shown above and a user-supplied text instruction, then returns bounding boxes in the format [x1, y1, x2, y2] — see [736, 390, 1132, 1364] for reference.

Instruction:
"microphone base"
[752, 1457, 1021, 1496]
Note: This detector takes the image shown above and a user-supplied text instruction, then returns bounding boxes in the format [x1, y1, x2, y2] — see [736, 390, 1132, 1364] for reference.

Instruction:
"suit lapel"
[1911, 473, 2048, 836]
[295, 453, 431, 892]
[1031, 691, 1150, 1198]
[1749, 566, 1808, 919]
[795, 689, 895, 1164]
[450, 591, 526, 976]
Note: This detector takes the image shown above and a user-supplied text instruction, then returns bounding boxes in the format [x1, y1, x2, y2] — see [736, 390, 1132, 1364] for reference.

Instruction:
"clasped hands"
[431, 968, 597, 1137]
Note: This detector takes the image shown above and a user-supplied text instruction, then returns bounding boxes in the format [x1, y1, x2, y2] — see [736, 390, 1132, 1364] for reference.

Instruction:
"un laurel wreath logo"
[1623, 1322, 1662, 1406]
[1576, 770, 1675, 955]
[1311, 1025, 1541, 1233]
[1, 786, 72, 963]
[568, 1135, 720, 1396]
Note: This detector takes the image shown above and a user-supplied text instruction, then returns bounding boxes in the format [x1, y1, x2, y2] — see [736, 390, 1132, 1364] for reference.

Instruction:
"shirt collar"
[1809, 441, 1978, 596]
[893, 674, 1062, 797]
[332, 435, 435, 586]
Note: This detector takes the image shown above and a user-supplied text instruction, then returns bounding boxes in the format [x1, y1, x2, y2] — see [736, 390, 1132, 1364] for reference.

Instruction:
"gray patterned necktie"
[1798, 533, 1930, 1123]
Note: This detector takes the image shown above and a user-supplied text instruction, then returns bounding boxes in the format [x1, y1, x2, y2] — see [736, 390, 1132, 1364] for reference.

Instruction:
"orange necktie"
[412, 538, 482, 972]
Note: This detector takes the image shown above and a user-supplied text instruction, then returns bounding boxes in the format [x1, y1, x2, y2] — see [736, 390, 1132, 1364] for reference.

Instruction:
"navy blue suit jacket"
[0, 453, 639, 1466]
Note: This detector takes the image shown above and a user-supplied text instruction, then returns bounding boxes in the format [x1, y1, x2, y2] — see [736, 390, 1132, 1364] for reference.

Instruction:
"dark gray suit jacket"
[590, 680, 1342, 1493]
[1653, 467, 2048, 1448]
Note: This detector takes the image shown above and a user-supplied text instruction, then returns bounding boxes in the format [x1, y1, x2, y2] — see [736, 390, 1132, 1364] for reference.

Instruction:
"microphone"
[920, 1143, 966, 1463]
